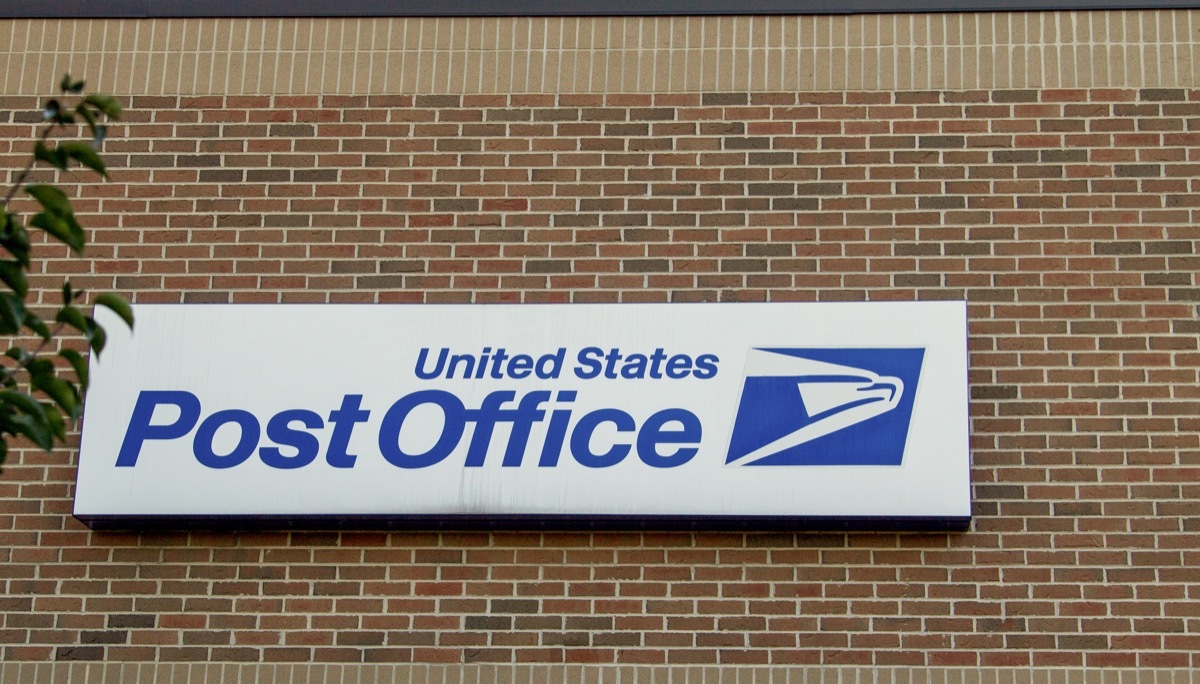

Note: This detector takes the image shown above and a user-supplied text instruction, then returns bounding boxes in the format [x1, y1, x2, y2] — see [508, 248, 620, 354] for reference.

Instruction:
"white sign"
[74, 303, 971, 529]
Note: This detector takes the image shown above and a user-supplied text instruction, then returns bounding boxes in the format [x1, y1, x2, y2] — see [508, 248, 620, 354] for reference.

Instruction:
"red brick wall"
[0, 88, 1198, 667]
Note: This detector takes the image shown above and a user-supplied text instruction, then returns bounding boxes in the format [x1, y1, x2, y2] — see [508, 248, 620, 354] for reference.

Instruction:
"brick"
[701, 94, 749, 106]
[1144, 241, 1193, 255]
[1139, 89, 1188, 102]
[0, 82, 1197, 673]
[415, 95, 462, 108]
[1167, 288, 1200, 301]
[992, 90, 1040, 103]
[175, 155, 221, 167]
[794, 183, 843, 196]
[918, 196, 967, 209]
[55, 646, 104, 661]
[490, 600, 540, 614]
[1115, 164, 1162, 177]
[270, 124, 315, 137]
[464, 616, 512, 630]
[79, 631, 128, 645]
[722, 138, 772, 150]
[919, 136, 966, 149]
[106, 614, 155, 629]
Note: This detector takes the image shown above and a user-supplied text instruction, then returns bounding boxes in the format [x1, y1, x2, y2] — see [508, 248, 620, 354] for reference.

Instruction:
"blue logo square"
[726, 348, 925, 466]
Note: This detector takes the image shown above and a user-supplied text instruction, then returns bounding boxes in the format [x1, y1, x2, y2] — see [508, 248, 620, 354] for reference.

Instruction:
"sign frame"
[74, 302, 973, 532]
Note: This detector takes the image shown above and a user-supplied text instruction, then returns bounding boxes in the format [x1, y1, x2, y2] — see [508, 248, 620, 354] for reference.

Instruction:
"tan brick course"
[2, 13, 1200, 96]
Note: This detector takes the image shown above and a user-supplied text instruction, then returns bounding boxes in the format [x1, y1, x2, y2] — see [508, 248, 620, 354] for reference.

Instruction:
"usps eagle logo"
[726, 348, 925, 466]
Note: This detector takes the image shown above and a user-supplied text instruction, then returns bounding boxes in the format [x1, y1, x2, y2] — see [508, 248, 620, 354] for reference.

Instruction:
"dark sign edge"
[75, 513, 974, 532]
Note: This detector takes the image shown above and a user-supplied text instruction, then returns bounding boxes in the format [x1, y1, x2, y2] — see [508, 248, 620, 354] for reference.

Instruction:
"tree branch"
[3, 124, 57, 207]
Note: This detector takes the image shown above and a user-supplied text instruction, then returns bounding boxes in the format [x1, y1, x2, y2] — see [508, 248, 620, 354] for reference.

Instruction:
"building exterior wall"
[0, 12, 1198, 680]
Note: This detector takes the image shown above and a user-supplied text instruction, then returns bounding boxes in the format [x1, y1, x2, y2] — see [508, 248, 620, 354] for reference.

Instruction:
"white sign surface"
[75, 303, 971, 529]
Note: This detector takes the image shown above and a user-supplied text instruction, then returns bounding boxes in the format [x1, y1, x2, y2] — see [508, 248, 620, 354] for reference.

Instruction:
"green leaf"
[74, 104, 98, 137]
[44, 402, 66, 442]
[25, 358, 53, 377]
[0, 293, 24, 335]
[56, 307, 106, 355]
[59, 74, 85, 93]
[55, 304, 88, 334]
[87, 320, 106, 356]
[0, 391, 56, 450]
[57, 142, 107, 178]
[33, 141, 69, 171]
[0, 260, 27, 297]
[14, 416, 56, 450]
[5, 347, 29, 364]
[30, 211, 85, 254]
[0, 217, 30, 266]
[0, 389, 45, 417]
[83, 94, 121, 119]
[2, 414, 52, 450]
[94, 293, 133, 329]
[32, 372, 78, 419]
[23, 310, 49, 340]
[26, 184, 72, 215]
[59, 349, 88, 392]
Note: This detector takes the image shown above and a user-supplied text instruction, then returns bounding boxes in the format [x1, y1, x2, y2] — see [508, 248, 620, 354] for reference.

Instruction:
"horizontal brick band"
[1, 12, 1199, 95]
[0, 664, 1198, 682]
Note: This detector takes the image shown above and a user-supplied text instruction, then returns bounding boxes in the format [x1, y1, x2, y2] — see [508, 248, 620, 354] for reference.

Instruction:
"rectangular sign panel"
[75, 303, 971, 530]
